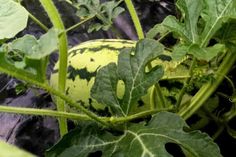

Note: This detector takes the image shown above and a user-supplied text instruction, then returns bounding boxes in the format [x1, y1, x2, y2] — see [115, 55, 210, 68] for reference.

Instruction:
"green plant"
[0, 140, 36, 157]
[0, 0, 236, 156]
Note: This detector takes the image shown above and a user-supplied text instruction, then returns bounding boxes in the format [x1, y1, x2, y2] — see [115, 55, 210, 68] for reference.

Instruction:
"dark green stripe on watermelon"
[67, 65, 99, 82]
[158, 54, 172, 61]
[69, 45, 128, 57]
[97, 39, 135, 44]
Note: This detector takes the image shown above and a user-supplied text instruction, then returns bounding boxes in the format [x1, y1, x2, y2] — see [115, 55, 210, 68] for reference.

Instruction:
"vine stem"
[66, 15, 95, 32]
[28, 12, 49, 32]
[0, 105, 91, 120]
[124, 0, 144, 39]
[17, 1, 49, 32]
[39, 0, 68, 136]
[0, 105, 173, 124]
[110, 107, 174, 123]
[179, 50, 236, 119]
[176, 58, 196, 110]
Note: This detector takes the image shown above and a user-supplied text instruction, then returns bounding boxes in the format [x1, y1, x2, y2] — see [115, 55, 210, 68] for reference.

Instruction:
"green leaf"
[100, 1, 125, 22]
[227, 125, 236, 139]
[200, 0, 236, 46]
[75, 0, 124, 32]
[9, 29, 59, 59]
[188, 44, 225, 61]
[215, 20, 236, 47]
[0, 140, 36, 157]
[0, 51, 45, 83]
[11, 35, 38, 55]
[162, 0, 203, 43]
[76, 0, 99, 17]
[0, 29, 59, 82]
[146, 24, 170, 39]
[0, 0, 28, 39]
[46, 112, 222, 157]
[10, 29, 60, 59]
[91, 39, 164, 116]
[31, 28, 60, 59]
[172, 44, 190, 61]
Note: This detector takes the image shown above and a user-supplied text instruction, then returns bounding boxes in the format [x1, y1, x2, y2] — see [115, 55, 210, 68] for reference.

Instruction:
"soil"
[0, 0, 235, 156]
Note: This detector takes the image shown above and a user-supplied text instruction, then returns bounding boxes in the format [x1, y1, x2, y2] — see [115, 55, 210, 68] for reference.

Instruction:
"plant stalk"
[28, 12, 49, 32]
[0, 65, 113, 128]
[179, 50, 236, 119]
[0, 105, 173, 125]
[111, 107, 174, 124]
[124, 0, 144, 39]
[176, 58, 197, 110]
[0, 105, 90, 121]
[66, 15, 95, 32]
[39, 0, 68, 136]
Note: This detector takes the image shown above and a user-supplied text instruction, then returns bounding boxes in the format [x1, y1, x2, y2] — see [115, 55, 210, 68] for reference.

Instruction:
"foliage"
[46, 112, 221, 157]
[91, 39, 164, 116]
[0, 0, 236, 156]
[0, 0, 28, 39]
[70, 0, 124, 32]
[0, 140, 36, 157]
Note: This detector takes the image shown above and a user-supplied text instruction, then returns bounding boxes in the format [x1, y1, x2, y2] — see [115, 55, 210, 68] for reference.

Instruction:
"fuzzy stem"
[176, 58, 197, 110]
[28, 12, 49, 32]
[17, 1, 49, 32]
[124, 0, 144, 39]
[0, 64, 117, 128]
[39, 0, 68, 136]
[0, 105, 173, 125]
[111, 107, 174, 123]
[179, 51, 236, 119]
[0, 105, 90, 120]
[66, 15, 95, 32]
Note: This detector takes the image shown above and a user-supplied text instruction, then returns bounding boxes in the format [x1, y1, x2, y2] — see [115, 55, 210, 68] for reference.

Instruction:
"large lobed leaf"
[0, 29, 60, 83]
[0, 0, 28, 39]
[162, 0, 203, 43]
[91, 39, 164, 116]
[154, 0, 236, 61]
[45, 112, 222, 157]
[200, 0, 236, 46]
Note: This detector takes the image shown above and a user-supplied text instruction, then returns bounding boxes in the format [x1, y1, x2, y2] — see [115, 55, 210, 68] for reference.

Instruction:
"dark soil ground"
[0, 0, 235, 156]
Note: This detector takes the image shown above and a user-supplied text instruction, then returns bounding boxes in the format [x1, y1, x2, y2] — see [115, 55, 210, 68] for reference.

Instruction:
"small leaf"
[9, 28, 59, 59]
[200, 0, 236, 46]
[162, 0, 203, 43]
[172, 44, 189, 61]
[30, 29, 60, 59]
[0, 29, 59, 83]
[215, 20, 236, 47]
[0, 51, 44, 83]
[0, 0, 28, 39]
[46, 112, 222, 157]
[91, 39, 164, 116]
[76, 0, 99, 17]
[100, 1, 125, 22]
[75, 0, 124, 32]
[11, 35, 38, 55]
[88, 23, 103, 33]
[188, 44, 224, 61]
[146, 24, 170, 39]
